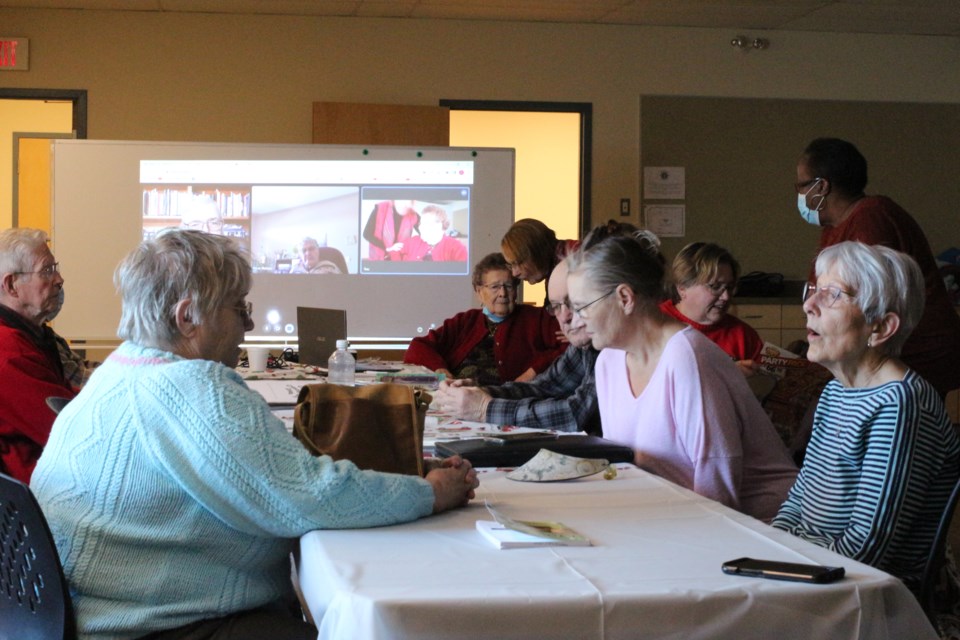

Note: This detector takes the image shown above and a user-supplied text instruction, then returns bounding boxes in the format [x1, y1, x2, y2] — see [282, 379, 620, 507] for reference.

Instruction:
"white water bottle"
[327, 339, 356, 386]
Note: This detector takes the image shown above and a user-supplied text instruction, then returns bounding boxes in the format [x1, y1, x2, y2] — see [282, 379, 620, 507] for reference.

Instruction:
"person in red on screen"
[399, 205, 467, 262]
[363, 199, 420, 261]
[0, 228, 77, 483]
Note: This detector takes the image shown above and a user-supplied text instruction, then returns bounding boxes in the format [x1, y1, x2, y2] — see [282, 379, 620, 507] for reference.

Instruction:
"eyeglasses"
[182, 218, 224, 232]
[14, 262, 60, 280]
[704, 281, 737, 296]
[802, 283, 854, 308]
[235, 301, 253, 319]
[794, 177, 821, 193]
[482, 282, 517, 293]
[572, 290, 615, 319]
[545, 298, 571, 317]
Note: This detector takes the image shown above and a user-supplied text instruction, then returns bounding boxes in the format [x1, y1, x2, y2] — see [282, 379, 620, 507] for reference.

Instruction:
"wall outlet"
[620, 198, 630, 216]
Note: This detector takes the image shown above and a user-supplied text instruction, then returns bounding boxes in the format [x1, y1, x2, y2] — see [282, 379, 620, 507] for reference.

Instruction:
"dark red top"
[404, 305, 566, 383]
[814, 195, 960, 395]
[0, 305, 77, 483]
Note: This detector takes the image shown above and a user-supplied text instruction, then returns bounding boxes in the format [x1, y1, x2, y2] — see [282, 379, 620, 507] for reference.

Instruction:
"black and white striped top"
[772, 370, 960, 592]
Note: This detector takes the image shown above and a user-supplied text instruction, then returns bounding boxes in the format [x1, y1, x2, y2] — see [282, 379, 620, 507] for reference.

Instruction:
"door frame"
[12, 131, 76, 227]
[0, 88, 88, 138]
[439, 99, 592, 238]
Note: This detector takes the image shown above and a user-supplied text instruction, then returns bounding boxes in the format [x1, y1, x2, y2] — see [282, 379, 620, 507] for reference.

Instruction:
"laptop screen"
[296, 307, 347, 366]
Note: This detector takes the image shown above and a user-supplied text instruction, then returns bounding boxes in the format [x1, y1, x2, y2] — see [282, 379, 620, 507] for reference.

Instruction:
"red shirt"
[0, 306, 77, 483]
[398, 235, 467, 262]
[815, 195, 960, 395]
[659, 299, 764, 361]
[404, 306, 566, 383]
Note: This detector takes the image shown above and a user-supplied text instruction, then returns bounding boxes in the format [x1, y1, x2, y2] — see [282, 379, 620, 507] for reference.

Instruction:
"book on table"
[476, 502, 591, 549]
[475, 519, 591, 549]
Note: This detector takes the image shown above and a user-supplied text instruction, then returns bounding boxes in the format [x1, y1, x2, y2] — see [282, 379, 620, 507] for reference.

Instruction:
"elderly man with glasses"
[0, 227, 76, 483]
[435, 257, 600, 433]
[432, 222, 644, 433]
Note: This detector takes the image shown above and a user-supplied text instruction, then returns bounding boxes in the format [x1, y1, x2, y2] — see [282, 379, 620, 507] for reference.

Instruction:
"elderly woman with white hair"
[31, 229, 478, 640]
[773, 241, 960, 594]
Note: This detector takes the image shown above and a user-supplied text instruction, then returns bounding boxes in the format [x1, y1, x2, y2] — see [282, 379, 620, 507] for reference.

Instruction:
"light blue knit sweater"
[31, 341, 435, 640]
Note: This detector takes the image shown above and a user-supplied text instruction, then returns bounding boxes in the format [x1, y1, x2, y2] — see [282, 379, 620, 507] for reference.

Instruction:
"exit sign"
[0, 38, 29, 71]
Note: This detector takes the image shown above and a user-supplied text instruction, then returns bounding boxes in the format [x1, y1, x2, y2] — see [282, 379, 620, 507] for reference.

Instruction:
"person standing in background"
[795, 137, 960, 397]
[501, 218, 579, 302]
[364, 199, 420, 260]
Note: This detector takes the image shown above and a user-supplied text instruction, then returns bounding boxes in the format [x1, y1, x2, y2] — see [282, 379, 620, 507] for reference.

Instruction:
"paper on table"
[476, 520, 591, 549]
[476, 502, 591, 549]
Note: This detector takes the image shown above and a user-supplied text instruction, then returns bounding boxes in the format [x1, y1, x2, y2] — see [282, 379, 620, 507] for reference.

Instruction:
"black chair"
[0, 472, 76, 640]
[919, 464, 960, 626]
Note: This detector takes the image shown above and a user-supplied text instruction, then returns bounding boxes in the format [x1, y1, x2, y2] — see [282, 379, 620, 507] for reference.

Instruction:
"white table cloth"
[298, 465, 937, 640]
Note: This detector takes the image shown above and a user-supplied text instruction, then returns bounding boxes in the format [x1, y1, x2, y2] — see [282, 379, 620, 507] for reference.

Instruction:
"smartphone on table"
[721, 557, 845, 584]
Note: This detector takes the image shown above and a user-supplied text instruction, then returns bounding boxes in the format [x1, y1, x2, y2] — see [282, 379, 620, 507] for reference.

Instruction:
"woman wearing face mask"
[399, 205, 467, 262]
[662, 242, 763, 377]
[403, 252, 566, 384]
[796, 137, 960, 397]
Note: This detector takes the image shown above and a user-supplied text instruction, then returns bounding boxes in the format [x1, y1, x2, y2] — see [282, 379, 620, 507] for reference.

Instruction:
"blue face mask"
[797, 178, 824, 226]
[46, 288, 65, 322]
[482, 306, 508, 324]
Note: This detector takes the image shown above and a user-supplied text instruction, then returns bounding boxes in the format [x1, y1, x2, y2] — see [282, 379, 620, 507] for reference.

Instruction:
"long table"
[298, 464, 936, 640]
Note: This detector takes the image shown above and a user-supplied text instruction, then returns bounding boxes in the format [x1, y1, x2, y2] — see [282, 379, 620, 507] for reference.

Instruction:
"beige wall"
[2, 8, 959, 271]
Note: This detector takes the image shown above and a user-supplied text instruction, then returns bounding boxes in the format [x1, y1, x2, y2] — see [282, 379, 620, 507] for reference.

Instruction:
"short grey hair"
[814, 241, 924, 357]
[566, 232, 667, 314]
[0, 228, 50, 275]
[115, 229, 252, 348]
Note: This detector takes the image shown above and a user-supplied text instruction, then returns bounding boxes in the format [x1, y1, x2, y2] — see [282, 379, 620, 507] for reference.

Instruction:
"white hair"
[814, 241, 925, 357]
[115, 229, 251, 348]
[0, 228, 50, 276]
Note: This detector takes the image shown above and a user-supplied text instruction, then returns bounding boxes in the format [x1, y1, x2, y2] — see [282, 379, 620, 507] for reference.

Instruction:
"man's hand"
[513, 367, 537, 383]
[434, 384, 491, 421]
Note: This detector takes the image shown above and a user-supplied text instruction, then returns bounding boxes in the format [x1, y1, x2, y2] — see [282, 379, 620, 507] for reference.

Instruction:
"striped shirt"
[772, 370, 960, 592]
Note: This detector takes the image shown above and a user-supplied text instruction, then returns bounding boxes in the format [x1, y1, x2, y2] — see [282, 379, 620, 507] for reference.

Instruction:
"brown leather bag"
[293, 383, 431, 476]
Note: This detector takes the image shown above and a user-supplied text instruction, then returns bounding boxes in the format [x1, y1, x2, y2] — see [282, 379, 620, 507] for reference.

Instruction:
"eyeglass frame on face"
[794, 177, 821, 193]
[545, 297, 572, 317]
[480, 282, 517, 294]
[13, 262, 60, 280]
[572, 289, 615, 319]
[503, 259, 524, 271]
[802, 283, 855, 308]
[234, 301, 253, 320]
[703, 281, 737, 297]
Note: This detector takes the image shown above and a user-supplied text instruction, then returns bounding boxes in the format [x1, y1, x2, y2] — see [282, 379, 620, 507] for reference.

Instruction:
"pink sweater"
[595, 328, 797, 521]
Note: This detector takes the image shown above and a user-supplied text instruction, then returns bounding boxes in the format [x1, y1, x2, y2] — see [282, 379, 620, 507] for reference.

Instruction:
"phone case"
[721, 557, 845, 584]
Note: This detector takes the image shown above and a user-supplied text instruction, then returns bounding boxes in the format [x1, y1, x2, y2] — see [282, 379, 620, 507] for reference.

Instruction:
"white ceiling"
[3, 0, 960, 37]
